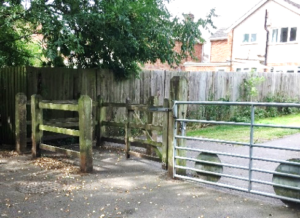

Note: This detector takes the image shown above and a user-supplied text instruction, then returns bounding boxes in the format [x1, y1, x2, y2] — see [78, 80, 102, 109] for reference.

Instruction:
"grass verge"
[187, 113, 300, 143]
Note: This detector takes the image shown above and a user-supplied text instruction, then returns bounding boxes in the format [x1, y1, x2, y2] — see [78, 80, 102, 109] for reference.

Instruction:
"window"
[287, 70, 294, 73]
[280, 28, 288, 42]
[272, 27, 297, 43]
[290, 27, 297, 41]
[243, 34, 249, 43]
[251, 34, 257, 42]
[272, 29, 278, 42]
[236, 68, 241, 72]
[251, 68, 257, 72]
[243, 33, 257, 43]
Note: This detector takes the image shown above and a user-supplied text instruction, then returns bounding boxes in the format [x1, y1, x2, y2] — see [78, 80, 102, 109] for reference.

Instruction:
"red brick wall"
[210, 31, 233, 63]
[184, 66, 231, 72]
[143, 41, 202, 71]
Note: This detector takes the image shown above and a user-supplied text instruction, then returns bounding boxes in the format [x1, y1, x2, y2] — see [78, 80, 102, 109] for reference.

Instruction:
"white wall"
[232, 0, 300, 66]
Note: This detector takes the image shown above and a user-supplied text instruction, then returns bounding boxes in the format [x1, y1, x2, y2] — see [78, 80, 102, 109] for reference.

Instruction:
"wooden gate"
[97, 96, 171, 169]
[125, 97, 170, 169]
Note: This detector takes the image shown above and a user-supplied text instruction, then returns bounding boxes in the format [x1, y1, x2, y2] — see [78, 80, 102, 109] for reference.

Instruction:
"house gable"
[230, 0, 300, 71]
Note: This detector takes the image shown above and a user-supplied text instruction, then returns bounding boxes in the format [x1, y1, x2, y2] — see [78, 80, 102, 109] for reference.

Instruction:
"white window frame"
[271, 27, 297, 44]
[242, 33, 257, 44]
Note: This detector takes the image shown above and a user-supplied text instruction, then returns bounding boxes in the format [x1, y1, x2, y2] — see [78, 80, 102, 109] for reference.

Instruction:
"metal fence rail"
[173, 101, 300, 203]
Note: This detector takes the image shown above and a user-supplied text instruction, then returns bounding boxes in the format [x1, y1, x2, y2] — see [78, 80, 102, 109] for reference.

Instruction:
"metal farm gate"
[172, 101, 300, 203]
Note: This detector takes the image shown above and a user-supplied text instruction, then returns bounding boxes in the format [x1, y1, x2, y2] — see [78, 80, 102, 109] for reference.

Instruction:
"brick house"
[143, 13, 202, 71]
[142, 41, 202, 71]
[184, 29, 232, 72]
[185, 0, 300, 73]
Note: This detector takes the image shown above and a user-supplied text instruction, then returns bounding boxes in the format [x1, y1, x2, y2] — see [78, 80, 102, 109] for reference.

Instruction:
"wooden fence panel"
[0, 67, 27, 145]
[2, 66, 300, 147]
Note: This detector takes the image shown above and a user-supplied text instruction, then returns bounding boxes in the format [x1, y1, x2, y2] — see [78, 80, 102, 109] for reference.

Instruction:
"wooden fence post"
[146, 96, 158, 155]
[96, 95, 106, 146]
[78, 95, 93, 173]
[168, 76, 188, 177]
[125, 98, 131, 159]
[162, 98, 169, 170]
[15, 93, 27, 154]
[31, 95, 43, 158]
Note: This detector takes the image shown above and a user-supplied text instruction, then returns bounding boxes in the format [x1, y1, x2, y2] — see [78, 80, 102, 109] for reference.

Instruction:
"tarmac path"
[1, 140, 300, 218]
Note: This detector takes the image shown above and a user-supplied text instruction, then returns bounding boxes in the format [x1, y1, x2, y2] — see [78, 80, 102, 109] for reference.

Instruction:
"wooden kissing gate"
[15, 76, 188, 175]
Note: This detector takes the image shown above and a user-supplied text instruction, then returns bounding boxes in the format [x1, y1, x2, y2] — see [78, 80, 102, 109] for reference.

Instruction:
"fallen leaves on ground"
[0, 150, 19, 158]
[32, 157, 80, 174]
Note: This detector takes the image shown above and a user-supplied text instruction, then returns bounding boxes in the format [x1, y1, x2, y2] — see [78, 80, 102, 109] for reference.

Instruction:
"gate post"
[31, 95, 43, 158]
[168, 76, 188, 177]
[161, 98, 169, 170]
[146, 96, 158, 155]
[15, 93, 27, 154]
[96, 95, 106, 146]
[125, 98, 131, 159]
[78, 95, 93, 173]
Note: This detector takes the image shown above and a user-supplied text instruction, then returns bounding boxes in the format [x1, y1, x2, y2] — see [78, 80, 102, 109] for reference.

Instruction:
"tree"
[0, 1, 42, 67]
[1, 0, 216, 79]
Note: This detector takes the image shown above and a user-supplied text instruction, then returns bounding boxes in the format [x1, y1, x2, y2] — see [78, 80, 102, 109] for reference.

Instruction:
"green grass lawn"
[187, 113, 300, 143]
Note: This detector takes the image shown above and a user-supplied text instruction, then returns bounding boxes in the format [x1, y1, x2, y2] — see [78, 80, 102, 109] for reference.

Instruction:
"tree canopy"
[1, 0, 216, 79]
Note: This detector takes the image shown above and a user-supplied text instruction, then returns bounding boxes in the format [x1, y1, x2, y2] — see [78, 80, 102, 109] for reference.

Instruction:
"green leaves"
[1, 0, 216, 79]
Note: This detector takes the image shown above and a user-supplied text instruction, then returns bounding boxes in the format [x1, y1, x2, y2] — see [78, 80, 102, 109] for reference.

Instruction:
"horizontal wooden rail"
[41, 100, 77, 104]
[129, 123, 163, 131]
[40, 143, 80, 158]
[39, 125, 80, 136]
[101, 121, 125, 128]
[102, 102, 127, 107]
[128, 138, 162, 148]
[39, 102, 79, 111]
[128, 105, 148, 111]
[44, 121, 79, 128]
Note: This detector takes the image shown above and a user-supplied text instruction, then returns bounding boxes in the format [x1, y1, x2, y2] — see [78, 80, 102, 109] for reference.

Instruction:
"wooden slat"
[102, 121, 125, 128]
[128, 105, 149, 111]
[129, 123, 163, 131]
[43, 121, 79, 128]
[39, 125, 80, 136]
[128, 138, 162, 147]
[39, 102, 79, 111]
[102, 103, 127, 107]
[41, 100, 78, 104]
[40, 143, 80, 158]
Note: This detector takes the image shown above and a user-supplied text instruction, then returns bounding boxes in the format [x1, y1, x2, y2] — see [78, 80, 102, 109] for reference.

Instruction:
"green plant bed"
[187, 114, 300, 143]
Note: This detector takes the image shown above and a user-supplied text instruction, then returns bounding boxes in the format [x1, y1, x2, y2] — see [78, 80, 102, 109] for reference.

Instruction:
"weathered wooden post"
[15, 93, 27, 154]
[31, 95, 43, 158]
[96, 95, 106, 146]
[125, 98, 131, 159]
[161, 98, 169, 170]
[168, 76, 188, 177]
[78, 95, 93, 173]
[146, 96, 158, 155]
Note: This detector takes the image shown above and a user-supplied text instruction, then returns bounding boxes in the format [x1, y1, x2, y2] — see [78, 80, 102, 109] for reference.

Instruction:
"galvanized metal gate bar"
[173, 101, 300, 203]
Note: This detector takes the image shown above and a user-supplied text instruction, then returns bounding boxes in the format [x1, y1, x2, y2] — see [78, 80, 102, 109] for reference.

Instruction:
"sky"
[165, 0, 263, 39]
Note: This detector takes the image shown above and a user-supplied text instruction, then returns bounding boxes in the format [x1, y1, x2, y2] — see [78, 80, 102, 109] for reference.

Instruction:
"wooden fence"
[1, 66, 300, 146]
